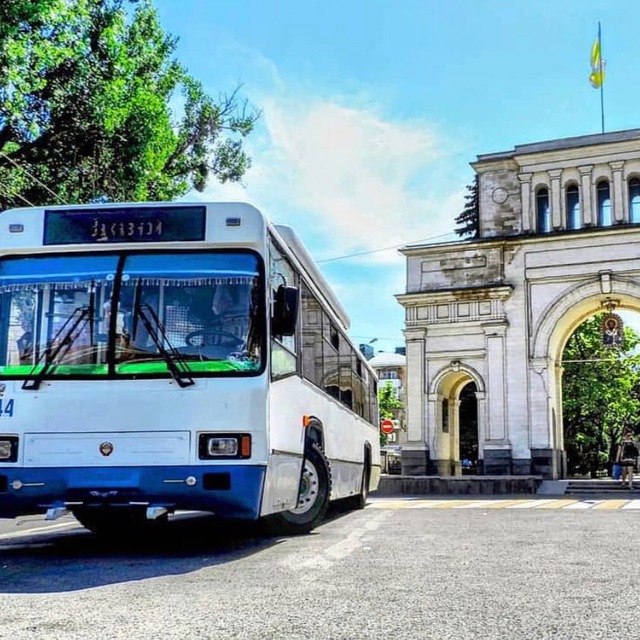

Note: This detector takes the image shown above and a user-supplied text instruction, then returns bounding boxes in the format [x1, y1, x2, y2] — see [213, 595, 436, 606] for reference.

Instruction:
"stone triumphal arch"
[397, 129, 640, 479]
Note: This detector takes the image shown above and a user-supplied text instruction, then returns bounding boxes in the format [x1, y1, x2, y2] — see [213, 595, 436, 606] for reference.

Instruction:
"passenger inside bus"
[181, 283, 251, 357]
[114, 283, 252, 361]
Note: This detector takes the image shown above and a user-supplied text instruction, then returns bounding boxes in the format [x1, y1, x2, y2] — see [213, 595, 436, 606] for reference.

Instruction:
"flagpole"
[599, 21, 605, 133]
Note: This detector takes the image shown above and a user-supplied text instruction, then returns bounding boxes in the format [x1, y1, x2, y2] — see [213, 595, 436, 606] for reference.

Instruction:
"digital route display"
[43, 206, 207, 245]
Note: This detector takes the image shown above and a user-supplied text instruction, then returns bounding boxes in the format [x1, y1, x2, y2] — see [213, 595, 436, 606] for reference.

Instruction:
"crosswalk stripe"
[592, 500, 629, 509]
[622, 499, 640, 509]
[453, 500, 504, 509]
[430, 500, 476, 508]
[532, 499, 579, 509]
[485, 498, 538, 509]
[564, 500, 603, 509]
[505, 499, 554, 509]
[406, 500, 447, 508]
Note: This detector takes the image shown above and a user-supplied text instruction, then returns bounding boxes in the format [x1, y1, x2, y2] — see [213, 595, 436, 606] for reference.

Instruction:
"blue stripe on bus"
[0, 465, 266, 520]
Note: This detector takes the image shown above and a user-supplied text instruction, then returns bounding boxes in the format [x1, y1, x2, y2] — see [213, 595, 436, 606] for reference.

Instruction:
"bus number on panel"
[0, 400, 14, 417]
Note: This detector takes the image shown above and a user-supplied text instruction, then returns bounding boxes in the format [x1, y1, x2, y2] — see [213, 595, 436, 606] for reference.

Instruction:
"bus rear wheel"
[347, 458, 370, 510]
[270, 442, 331, 535]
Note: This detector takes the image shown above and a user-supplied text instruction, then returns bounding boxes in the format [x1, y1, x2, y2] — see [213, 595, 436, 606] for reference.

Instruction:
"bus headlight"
[0, 436, 18, 462]
[198, 434, 251, 460]
[209, 438, 238, 456]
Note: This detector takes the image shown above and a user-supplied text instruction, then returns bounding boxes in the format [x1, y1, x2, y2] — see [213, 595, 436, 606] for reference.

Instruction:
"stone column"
[404, 333, 425, 443]
[401, 330, 429, 475]
[518, 172, 533, 232]
[450, 398, 461, 476]
[549, 169, 563, 229]
[529, 357, 552, 448]
[475, 390, 487, 445]
[579, 165, 594, 226]
[483, 323, 508, 441]
[610, 161, 625, 223]
[428, 391, 450, 475]
[555, 362, 565, 451]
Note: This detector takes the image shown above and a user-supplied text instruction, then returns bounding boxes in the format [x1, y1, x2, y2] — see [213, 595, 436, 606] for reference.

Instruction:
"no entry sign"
[380, 419, 395, 434]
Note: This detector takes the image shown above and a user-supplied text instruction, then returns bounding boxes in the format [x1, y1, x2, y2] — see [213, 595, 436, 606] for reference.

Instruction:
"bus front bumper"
[0, 465, 266, 520]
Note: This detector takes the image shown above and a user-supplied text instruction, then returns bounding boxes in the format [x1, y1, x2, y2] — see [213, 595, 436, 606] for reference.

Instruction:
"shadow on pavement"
[0, 513, 279, 594]
[0, 500, 359, 594]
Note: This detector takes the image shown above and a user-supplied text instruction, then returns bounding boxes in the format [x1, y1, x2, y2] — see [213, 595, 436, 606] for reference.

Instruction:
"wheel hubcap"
[291, 459, 319, 515]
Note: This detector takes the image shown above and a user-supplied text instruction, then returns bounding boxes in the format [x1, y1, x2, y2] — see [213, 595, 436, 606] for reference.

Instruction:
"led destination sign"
[43, 206, 206, 245]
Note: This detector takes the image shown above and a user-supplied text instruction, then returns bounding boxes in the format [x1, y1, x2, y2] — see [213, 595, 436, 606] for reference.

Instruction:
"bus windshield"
[0, 251, 263, 380]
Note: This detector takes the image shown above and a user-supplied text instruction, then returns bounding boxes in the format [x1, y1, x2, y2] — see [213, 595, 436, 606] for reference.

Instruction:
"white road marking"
[283, 511, 391, 572]
[564, 500, 603, 509]
[454, 500, 508, 509]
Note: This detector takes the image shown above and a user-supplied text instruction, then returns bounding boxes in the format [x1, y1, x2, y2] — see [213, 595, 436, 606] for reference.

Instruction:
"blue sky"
[153, 0, 640, 354]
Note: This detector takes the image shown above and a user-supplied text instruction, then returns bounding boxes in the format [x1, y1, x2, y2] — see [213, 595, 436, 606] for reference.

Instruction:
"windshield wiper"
[22, 306, 90, 391]
[134, 303, 195, 388]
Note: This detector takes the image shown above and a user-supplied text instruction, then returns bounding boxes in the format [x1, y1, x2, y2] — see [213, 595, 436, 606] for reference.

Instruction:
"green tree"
[378, 380, 401, 446]
[562, 315, 640, 477]
[0, 0, 259, 209]
[454, 175, 479, 238]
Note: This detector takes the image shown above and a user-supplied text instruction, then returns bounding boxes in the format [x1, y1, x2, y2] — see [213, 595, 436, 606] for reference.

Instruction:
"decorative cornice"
[396, 285, 513, 307]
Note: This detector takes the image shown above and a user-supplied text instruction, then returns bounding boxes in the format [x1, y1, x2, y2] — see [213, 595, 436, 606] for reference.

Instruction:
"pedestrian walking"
[616, 430, 639, 489]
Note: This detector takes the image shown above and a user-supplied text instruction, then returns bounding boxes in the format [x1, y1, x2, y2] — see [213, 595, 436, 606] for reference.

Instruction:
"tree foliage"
[0, 0, 259, 209]
[378, 380, 402, 446]
[562, 315, 640, 477]
[454, 175, 479, 238]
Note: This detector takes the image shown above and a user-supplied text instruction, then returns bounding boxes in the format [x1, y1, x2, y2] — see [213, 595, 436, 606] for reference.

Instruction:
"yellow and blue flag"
[589, 33, 605, 89]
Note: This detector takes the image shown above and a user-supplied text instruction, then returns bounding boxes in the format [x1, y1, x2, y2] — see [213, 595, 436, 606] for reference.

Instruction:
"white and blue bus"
[0, 202, 380, 534]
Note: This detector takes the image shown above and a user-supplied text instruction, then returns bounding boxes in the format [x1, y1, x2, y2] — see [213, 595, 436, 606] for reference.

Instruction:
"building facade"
[397, 129, 640, 479]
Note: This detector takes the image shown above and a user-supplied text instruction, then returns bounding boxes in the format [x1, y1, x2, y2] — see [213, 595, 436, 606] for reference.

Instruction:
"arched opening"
[532, 281, 640, 480]
[536, 187, 551, 233]
[566, 184, 581, 229]
[431, 364, 484, 476]
[561, 309, 640, 478]
[459, 381, 478, 475]
[629, 177, 640, 223]
[597, 180, 612, 226]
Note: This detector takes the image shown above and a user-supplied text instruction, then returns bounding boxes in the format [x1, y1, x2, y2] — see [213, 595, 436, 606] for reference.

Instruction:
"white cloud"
[189, 67, 471, 352]
[197, 95, 465, 264]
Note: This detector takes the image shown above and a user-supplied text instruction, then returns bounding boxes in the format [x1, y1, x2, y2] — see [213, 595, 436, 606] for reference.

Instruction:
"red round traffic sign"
[380, 419, 395, 434]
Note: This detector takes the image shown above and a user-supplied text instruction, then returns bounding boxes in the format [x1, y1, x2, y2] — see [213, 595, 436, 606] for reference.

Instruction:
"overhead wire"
[0, 179, 36, 207]
[0, 151, 64, 204]
[316, 230, 459, 264]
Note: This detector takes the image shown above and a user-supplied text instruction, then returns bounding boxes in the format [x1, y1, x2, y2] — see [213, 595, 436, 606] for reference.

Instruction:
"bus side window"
[300, 282, 323, 386]
[269, 238, 298, 379]
[322, 311, 339, 399]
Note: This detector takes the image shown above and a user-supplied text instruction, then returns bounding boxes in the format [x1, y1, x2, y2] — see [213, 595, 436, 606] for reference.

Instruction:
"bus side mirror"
[272, 285, 299, 336]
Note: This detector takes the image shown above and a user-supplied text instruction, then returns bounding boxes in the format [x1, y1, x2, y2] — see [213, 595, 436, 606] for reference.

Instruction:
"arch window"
[629, 178, 640, 223]
[536, 187, 551, 233]
[597, 180, 611, 226]
[566, 185, 580, 230]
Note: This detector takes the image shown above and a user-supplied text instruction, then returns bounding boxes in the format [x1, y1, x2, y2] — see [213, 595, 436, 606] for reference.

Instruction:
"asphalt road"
[1, 497, 640, 640]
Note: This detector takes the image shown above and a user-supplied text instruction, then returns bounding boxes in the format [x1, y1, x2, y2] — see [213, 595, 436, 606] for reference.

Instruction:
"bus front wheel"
[270, 443, 331, 535]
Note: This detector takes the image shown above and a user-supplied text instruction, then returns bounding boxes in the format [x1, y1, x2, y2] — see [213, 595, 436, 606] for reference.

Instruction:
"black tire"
[269, 442, 331, 535]
[73, 507, 168, 537]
